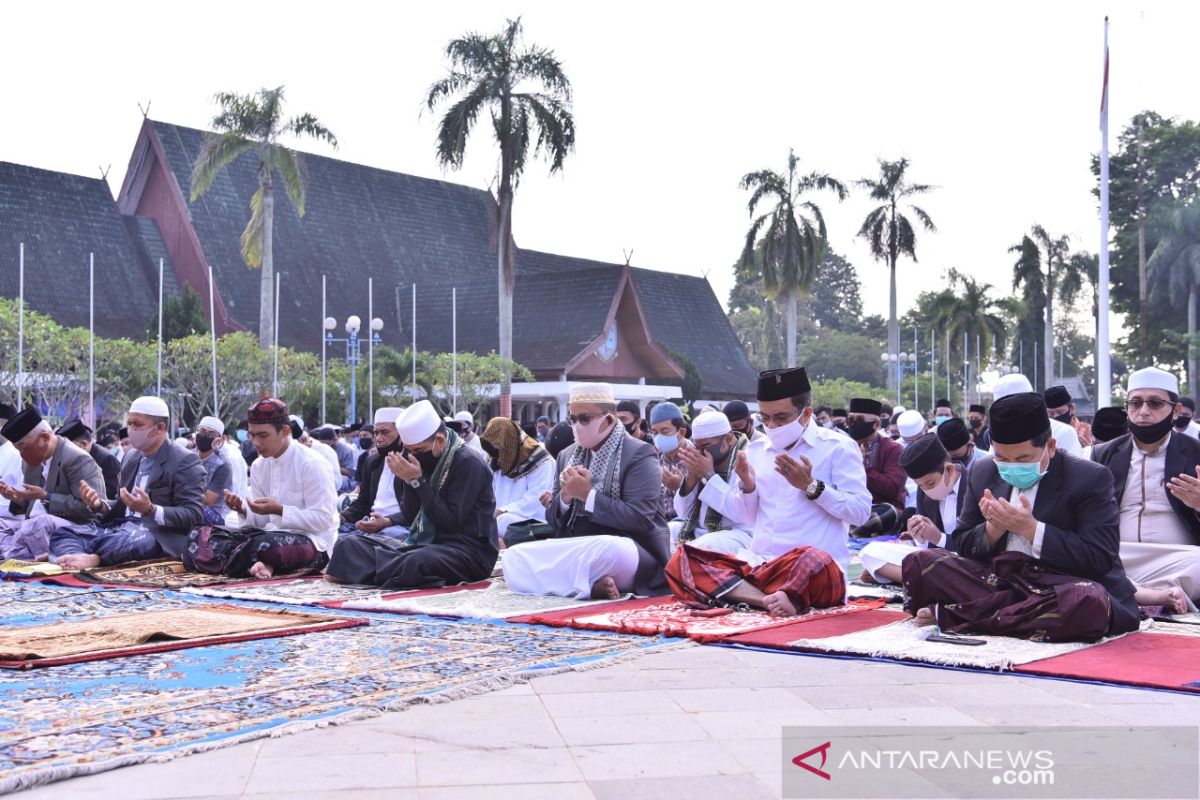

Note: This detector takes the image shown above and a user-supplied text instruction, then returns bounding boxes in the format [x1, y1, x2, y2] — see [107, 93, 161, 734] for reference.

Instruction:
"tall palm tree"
[190, 86, 337, 350]
[856, 158, 936, 392]
[1148, 201, 1200, 392]
[929, 269, 1007, 404]
[739, 149, 846, 368]
[1010, 225, 1081, 387]
[426, 17, 575, 417]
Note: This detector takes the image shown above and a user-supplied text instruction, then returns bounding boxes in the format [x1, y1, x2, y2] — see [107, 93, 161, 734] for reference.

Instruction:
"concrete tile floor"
[15, 642, 1200, 800]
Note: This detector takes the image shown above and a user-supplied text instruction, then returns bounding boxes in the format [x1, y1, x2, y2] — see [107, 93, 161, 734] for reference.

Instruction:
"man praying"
[185, 398, 338, 579]
[57, 418, 120, 499]
[665, 367, 871, 616]
[504, 383, 669, 600]
[0, 408, 107, 561]
[326, 401, 499, 588]
[902, 391, 1140, 642]
[339, 407, 409, 539]
[194, 416, 233, 526]
[50, 396, 205, 569]
[673, 409, 752, 553]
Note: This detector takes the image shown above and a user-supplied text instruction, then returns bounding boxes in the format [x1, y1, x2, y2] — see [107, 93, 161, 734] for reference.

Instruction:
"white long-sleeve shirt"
[734, 421, 871, 574]
[493, 457, 556, 523]
[674, 469, 751, 534]
[242, 440, 339, 552]
[221, 441, 249, 499]
[0, 441, 25, 521]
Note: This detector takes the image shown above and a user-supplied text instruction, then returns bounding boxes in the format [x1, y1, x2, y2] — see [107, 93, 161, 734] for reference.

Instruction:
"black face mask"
[705, 439, 731, 467]
[1129, 415, 1175, 445]
[970, 418, 983, 429]
[414, 449, 440, 474]
[194, 433, 215, 453]
[358, 436, 373, 449]
[377, 437, 403, 455]
[1175, 416, 1192, 431]
[847, 421, 877, 441]
[623, 422, 638, 435]
[879, 417, 891, 429]
[1052, 411, 1073, 425]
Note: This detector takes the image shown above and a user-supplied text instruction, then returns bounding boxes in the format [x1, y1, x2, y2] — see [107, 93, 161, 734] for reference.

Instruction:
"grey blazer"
[545, 433, 670, 595]
[100, 440, 206, 557]
[11, 436, 106, 524]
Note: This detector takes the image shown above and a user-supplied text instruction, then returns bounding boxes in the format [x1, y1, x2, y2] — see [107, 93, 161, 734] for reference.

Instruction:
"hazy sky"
[3, 1, 1197, 335]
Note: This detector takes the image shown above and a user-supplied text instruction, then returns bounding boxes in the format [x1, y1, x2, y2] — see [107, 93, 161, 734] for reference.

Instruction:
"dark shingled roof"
[0, 161, 157, 341]
[149, 121, 500, 349]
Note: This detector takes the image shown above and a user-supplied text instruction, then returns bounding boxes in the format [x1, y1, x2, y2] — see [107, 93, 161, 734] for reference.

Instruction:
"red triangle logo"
[792, 741, 832, 781]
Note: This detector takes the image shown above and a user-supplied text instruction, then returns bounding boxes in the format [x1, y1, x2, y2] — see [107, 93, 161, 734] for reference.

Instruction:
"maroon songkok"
[247, 398, 290, 425]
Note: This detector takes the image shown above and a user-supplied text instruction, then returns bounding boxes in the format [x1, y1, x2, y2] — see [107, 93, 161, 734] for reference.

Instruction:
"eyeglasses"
[1125, 398, 1172, 412]
[756, 411, 800, 426]
[568, 413, 603, 425]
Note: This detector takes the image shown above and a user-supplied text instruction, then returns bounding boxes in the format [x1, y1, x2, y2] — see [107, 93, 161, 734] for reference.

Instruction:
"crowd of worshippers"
[3, 360, 1200, 644]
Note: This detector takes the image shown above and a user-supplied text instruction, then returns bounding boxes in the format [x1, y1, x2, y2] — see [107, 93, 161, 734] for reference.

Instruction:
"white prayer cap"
[289, 414, 305, 428]
[690, 409, 731, 440]
[174, 437, 190, 448]
[374, 407, 403, 425]
[1127, 366, 1179, 396]
[129, 396, 169, 417]
[398, 400, 441, 445]
[992, 373, 1033, 400]
[570, 383, 615, 405]
[892, 406, 906, 416]
[896, 410, 926, 438]
[454, 411, 473, 424]
[197, 416, 225, 435]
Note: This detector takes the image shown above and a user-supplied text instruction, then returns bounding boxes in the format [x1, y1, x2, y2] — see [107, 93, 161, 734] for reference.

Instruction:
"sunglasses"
[567, 413, 606, 426]
[1125, 398, 1172, 412]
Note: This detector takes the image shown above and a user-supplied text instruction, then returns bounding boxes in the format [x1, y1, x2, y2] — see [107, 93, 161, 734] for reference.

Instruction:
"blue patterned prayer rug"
[0, 582, 677, 794]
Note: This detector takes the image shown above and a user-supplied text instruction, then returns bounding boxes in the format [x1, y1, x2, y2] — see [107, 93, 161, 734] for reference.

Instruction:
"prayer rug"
[39, 559, 259, 590]
[516, 596, 887, 644]
[719, 608, 911, 650]
[184, 578, 493, 608]
[0, 605, 363, 669]
[340, 580, 631, 619]
[783, 617, 1148, 670]
[1015, 625, 1200, 693]
[0, 584, 678, 794]
[0, 559, 64, 579]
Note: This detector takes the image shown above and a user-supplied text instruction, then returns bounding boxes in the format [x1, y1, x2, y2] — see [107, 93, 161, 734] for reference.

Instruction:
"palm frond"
[433, 79, 493, 168]
[283, 113, 338, 149]
[273, 147, 307, 216]
[190, 133, 254, 200]
[240, 185, 265, 268]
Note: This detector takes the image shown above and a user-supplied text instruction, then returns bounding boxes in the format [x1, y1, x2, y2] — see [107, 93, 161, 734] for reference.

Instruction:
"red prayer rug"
[514, 596, 887, 644]
[1015, 629, 1200, 693]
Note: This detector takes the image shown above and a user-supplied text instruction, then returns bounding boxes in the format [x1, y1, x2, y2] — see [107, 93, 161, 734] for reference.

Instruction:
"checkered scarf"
[560, 424, 624, 532]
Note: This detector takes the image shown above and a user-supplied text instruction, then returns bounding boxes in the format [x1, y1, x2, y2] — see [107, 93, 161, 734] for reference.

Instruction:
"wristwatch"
[408, 477, 422, 489]
[804, 479, 825, 500]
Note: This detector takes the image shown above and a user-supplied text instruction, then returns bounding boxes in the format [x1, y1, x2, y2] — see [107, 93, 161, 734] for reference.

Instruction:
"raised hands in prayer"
[79, 479, 106, 512]
[903, 514, 941, 545]
[0, 481, 46, 504]
[560, 466, 593, 504]
[660, 464, 683, 493]
[1167, 466, 1200, 510]
[980, 488, 1037, 540]
[223, 489, 245, 515]
[775, 452, 813, 491]
[247, 496, 284, 517]
[734, 450, 755, 493]
[355, 512, 393, 533]
[119, 485, 154, 516]
[387, 451, 423, 482]
[538, 490, 552, 508]
[678, 443, 714, 480]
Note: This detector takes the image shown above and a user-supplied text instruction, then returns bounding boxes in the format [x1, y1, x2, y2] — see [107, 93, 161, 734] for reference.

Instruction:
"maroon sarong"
[902, 549, 1113, 643]
[665, 543, 845, 611]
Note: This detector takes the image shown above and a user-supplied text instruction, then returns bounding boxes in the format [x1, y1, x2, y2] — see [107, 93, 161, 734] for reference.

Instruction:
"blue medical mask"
[995, 450, 1048, 490]
[236, 430, 248, 443]
[935, 416, 951, 427]
[653, 432, 680, 454]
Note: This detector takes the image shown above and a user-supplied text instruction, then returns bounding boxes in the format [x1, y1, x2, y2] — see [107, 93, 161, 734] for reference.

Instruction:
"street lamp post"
[881, 351, 917, 406]
[325, 315, 383, 426]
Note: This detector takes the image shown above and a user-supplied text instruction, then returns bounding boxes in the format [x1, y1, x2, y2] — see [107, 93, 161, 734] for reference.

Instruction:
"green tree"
[423, 352, 534, 417]
[147, 286, 209, 342]
[1010, 225, 1084, 388]
[799, 329, 885, 385]
[426, 17, 576, 417]
[809, 250, 865, 332]
[928, 269, 1008, 403]
[1148, 201, 1200, 391]
[809, 378, 888, 412]
[662, 346, 703, 412]
[739, 149, 846, 368]
[856, 158, 936, 394]
[190, 86, 338, 350]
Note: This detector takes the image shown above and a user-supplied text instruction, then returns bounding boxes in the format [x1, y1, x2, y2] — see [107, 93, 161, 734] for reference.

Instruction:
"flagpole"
[17, 243, 24, 401]
[411, 284, 417, 392]
[368, 276, 375, 423]
[913, 328, 919, 412]
[929, 329, 936, 414]
[88, 253, 95, 426]
[452, 287, 458, 414]
[272, 271, 280, 398]
[208, 266, 219, 416]
[1097, 16, 1113, 406]
[321, 273, 327, 423]
[156, 258, 163, 395]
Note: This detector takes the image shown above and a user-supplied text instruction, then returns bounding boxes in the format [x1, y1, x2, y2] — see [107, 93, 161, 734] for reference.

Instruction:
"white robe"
[241, 440, 339, 552]
[0, 441, 24, 522]
[672, 469, 753, 554]
[221, 440, 249, 499]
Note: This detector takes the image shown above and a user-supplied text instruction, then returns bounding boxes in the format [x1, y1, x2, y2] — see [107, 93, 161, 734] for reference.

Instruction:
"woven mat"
[341, 580, 630, 619]
[44, 559, 260, 590]
[184, 578, 494, 608]
[785, 617, 1149, 671]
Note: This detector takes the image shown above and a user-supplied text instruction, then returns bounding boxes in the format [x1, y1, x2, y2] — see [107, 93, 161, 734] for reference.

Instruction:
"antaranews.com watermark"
[782, 726, 1198, 799]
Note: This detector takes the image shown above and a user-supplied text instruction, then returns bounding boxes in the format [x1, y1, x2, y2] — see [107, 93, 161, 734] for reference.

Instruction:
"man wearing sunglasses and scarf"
[1092, 367, 1200, 614]
[504, 382, 669, 600]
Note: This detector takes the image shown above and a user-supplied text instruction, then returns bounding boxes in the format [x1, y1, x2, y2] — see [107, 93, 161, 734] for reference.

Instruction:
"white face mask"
[923, 468, 955, 501]
[573, 414, 614, 450]
[126, 426, 158, 454]
[764, 418, 803, 450]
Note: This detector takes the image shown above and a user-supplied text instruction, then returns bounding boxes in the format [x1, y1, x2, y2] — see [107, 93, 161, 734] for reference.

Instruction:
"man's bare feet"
[1138, 585, 1189, 615]
[590, 576, 620, 600]
[914, 607, 936, 627]
[248, 561, 275, 581]
[57, 553, 101, 570]
[762, 590, 799, 617]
